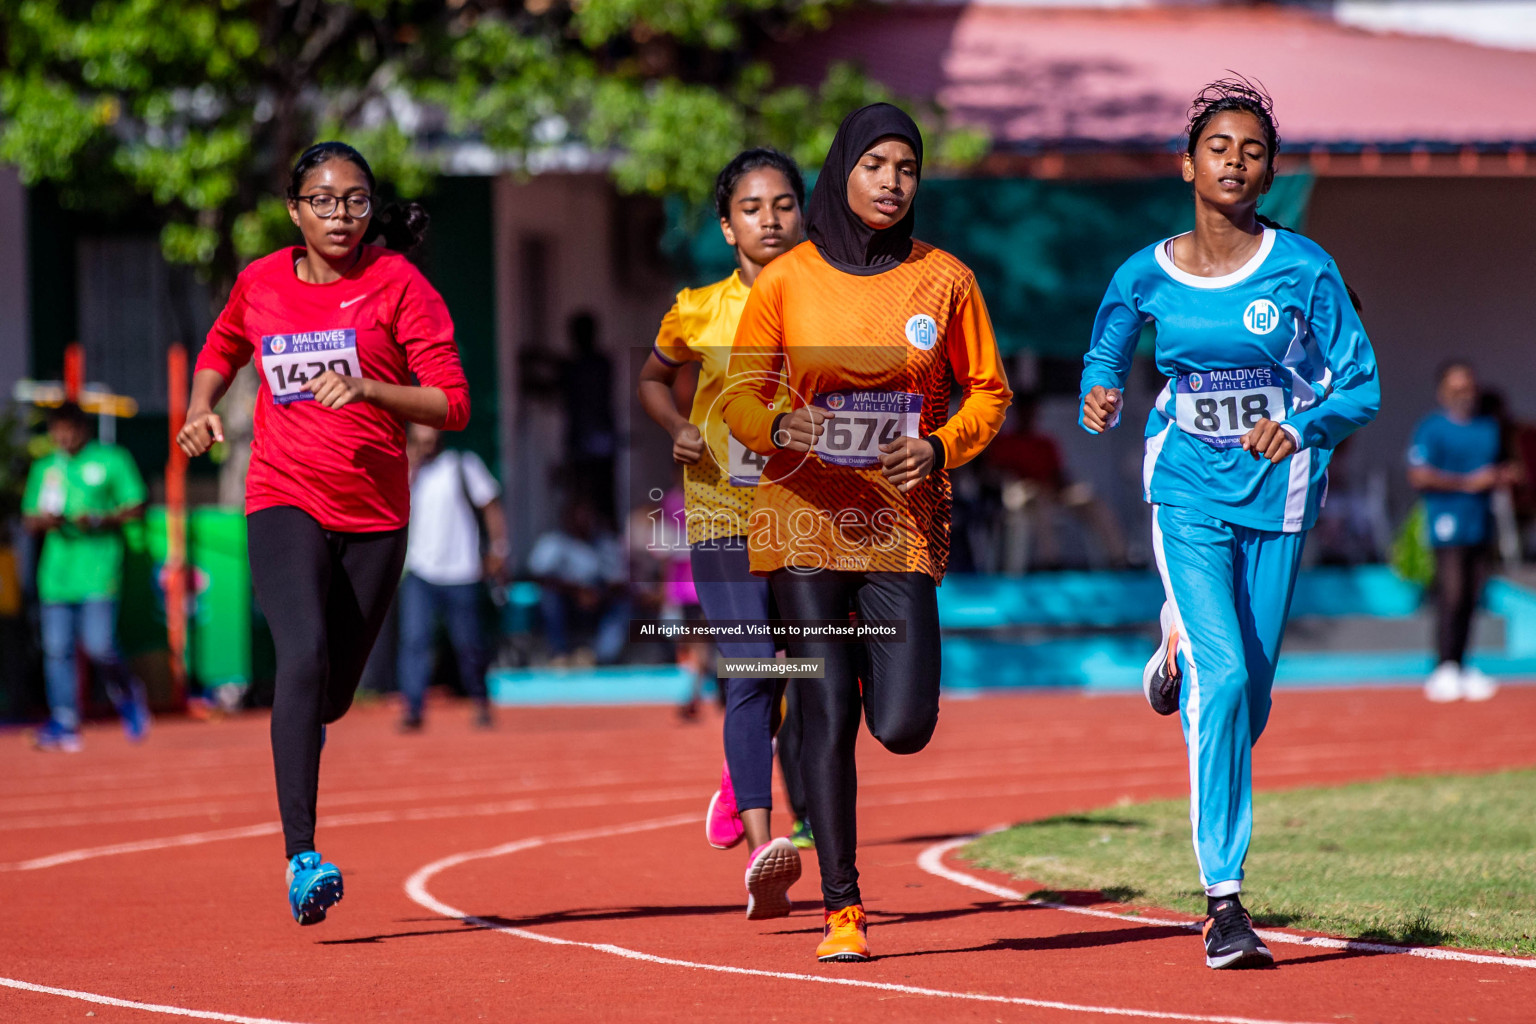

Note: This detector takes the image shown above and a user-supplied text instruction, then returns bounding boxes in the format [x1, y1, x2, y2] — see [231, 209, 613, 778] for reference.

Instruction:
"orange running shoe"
[816, 904, 870, 962]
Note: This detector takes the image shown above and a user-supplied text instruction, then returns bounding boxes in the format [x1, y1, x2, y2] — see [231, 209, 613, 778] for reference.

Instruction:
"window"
[76, 236, 211, 412]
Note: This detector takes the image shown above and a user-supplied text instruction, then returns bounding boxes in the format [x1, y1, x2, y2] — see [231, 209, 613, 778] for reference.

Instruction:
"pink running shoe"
[705, 759, 745, 850]
[745, 837, 802, 920]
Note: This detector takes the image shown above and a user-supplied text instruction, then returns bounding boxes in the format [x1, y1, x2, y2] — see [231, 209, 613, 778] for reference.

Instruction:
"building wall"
[1306, 176, 1536, 520]
[492, 173, 676, 564]
[412, 176, 500, 472]
[0, 168, 27, 404]
[25, 190, 172, 487]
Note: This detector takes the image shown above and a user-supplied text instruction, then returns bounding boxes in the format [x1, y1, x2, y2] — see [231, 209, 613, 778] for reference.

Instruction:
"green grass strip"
[962, 769, 1536, 956]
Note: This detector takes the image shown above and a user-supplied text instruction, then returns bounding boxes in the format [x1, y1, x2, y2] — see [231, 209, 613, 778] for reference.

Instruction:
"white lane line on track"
[0, 977, 311, 1024]
[3, 750, 1170, 829]
[917, 834, 1536, 971]
[0, 775, 1177, 872]
[0, 789, 699, 870]
[0, 782, 705, 834]
[13, 733, 1485, 830]
[403, 815, 1332, 1024]
[6, 821, 284, 870]
[13, 736, 1499, 832]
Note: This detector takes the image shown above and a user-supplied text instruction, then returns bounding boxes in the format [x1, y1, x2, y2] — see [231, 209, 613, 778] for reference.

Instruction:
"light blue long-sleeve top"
[1080, 226, 1381, 533]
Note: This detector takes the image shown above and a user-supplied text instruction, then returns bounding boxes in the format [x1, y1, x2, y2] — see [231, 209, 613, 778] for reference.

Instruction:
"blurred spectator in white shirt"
[398, 423, 508, 731]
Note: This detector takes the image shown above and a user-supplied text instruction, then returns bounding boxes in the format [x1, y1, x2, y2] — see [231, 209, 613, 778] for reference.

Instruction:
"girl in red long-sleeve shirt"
[178, 142, 470, 926]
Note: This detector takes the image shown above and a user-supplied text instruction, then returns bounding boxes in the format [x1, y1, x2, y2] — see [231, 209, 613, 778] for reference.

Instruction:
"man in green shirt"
[21, 403, 150, 751]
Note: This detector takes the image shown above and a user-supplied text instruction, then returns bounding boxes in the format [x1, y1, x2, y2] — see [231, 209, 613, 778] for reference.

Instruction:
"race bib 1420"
[1175, 368, 1286, 450]
[262, 330, 360, 405]
[812, 391, 923, 469]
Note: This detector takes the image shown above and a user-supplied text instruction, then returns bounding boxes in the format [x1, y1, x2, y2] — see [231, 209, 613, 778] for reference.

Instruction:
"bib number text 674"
[824, 415, 903, 453]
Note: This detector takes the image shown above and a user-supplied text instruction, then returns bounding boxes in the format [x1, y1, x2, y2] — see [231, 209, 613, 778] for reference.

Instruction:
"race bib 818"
[262, 330, 360, 405]
[812, 391, 923, 468]
[1175, 368, 1286, 450]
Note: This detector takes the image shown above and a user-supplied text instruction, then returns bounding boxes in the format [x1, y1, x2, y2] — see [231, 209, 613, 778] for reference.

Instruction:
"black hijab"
[805, 103, 924, 276]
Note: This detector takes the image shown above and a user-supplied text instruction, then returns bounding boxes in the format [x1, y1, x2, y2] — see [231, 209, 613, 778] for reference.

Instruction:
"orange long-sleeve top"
[721, 240, 1012, 580]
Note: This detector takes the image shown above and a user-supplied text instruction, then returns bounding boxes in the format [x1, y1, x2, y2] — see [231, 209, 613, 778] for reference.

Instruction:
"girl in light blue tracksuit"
[1080, 78, 1380, 969]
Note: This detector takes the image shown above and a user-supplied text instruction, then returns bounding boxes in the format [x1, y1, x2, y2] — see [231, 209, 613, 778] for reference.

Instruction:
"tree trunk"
[217, 365, 258, 507]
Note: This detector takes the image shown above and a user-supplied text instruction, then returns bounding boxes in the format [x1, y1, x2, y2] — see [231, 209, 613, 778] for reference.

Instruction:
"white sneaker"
[1460, 666, 1498, 702]
[1141, 602, 1182, 717]
[1423, 661, 1463, 703]
[744, 837, 801, 920]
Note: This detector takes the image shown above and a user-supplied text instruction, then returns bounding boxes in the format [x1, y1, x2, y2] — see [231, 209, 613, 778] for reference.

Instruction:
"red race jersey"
[197, 245, 470, 532]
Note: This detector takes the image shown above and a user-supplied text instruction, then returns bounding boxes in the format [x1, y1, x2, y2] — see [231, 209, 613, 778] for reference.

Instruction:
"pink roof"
[769, 5, 1536, 148]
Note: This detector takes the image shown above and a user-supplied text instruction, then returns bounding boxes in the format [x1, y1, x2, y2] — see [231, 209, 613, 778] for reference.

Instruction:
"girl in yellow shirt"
[637, 149, 806, 922]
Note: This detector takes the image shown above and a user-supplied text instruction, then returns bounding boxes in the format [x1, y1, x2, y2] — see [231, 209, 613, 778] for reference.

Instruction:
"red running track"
[2, 686, 1535, 1023]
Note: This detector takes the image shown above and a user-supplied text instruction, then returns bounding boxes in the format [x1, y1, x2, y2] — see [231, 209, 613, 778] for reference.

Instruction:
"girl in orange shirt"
[722, 104, 1011, 962]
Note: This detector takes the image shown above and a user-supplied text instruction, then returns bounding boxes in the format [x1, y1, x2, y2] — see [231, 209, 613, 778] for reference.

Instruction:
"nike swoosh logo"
[339, 294, 370, 309]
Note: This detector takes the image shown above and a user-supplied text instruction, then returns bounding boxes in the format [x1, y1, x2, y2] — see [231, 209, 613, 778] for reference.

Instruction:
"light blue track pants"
[1151, 503, 1307, 897]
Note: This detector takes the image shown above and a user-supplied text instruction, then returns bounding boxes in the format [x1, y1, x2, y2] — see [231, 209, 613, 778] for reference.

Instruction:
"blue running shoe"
[286, 852, 344, 926]
[32, 721, 83, 753]
[120, 690, 151, 743]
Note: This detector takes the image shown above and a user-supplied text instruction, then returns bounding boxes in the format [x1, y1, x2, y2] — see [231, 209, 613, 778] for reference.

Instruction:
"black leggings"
[248, 507, 407, 860]
[1435, 545, 1489, 666]
[770, 569, 942, 911]
[776, 679, 808, 824]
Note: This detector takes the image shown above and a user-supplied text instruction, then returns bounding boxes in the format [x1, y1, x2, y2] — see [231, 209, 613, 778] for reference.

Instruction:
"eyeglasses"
[294, 193, 372, 219]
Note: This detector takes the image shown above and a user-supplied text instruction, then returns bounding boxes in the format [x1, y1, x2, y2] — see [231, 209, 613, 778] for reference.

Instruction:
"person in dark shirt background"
[1408, 360, 1518, 703]
[985, 393, 1127, 571]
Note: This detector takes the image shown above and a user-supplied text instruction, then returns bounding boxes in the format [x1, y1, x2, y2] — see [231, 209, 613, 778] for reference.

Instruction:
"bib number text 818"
[1190, 392, 1272, 433]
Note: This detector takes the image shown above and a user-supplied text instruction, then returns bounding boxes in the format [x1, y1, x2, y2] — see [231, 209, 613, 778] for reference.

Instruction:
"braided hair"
[1186, 76, 1279, 162]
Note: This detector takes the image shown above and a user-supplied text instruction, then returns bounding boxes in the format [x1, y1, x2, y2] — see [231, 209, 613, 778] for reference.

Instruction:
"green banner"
[120, 506, 251, 693]
[663, 172, 1314, 357]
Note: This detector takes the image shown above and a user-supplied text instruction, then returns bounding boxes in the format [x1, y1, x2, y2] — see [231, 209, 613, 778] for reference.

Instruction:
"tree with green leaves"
[1, 0, 985, 493]
[2, 0, 984, 289]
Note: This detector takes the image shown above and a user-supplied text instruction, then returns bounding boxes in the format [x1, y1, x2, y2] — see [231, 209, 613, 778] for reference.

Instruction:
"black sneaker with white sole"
[1141, 603, 1182, 717]
[1202, 898, 1274, 969]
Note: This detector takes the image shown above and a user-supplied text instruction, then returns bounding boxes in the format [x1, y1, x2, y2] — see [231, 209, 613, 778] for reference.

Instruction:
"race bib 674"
[812, 391, 923, 468]
[261, 330, 361, 405]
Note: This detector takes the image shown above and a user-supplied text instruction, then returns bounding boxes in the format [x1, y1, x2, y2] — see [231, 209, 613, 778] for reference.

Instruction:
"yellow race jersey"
[653, 271, 784, 544]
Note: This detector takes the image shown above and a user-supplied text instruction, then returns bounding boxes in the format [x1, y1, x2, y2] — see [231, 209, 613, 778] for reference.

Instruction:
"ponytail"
[288, 141, 431, 254]
[1257, 214, 1362, 313]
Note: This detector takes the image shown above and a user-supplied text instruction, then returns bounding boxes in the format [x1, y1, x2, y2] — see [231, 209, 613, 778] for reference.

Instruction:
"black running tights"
[248, 507, 407, 859]
[776, 678, 809, 824]
[769, 569, 942, 911]
[1435, 544, 1489, 666]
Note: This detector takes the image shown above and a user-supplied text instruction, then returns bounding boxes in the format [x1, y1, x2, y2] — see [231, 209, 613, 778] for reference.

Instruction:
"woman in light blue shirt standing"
[1079, 78, 1381, 970]
[1407, 360, 1510, 703]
